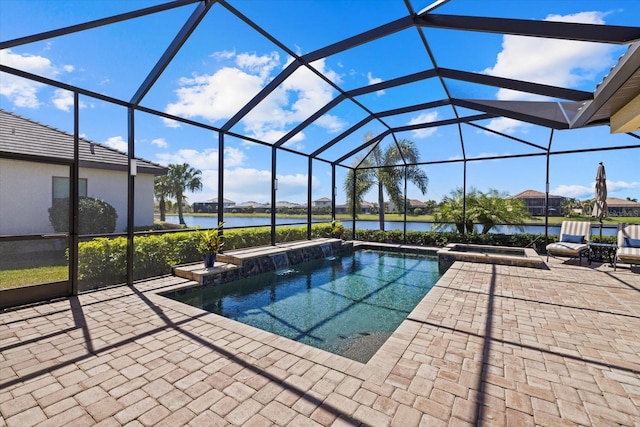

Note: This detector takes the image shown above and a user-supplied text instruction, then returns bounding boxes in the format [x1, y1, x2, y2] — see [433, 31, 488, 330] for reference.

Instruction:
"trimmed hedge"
[355, 230, 548, 248]
[354, 229, 616, 248]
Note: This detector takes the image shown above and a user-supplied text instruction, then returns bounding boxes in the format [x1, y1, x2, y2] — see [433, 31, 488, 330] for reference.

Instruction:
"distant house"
[275, 201, 301, 209]
[407, 199, 427, 213]
[385, 198, 427, 213]
[192, 198, 235, 213]
[604, 197, 640, 216]
[234, 201, 270, 213]
[312, 197, 331, 208]
[335, 200, 374, 215]
[511, 189, 566, 216]
[0, 109, 167, 235]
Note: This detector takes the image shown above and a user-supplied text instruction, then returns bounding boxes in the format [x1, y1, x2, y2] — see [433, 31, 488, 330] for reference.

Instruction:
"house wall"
[0, 158, 155, 235]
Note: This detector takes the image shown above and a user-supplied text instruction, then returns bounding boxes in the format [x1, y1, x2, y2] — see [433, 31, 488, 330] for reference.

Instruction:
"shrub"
[49, 197, 118, 234]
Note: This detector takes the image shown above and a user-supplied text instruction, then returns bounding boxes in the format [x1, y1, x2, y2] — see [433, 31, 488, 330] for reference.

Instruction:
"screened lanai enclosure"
[1, 0, 639, 308]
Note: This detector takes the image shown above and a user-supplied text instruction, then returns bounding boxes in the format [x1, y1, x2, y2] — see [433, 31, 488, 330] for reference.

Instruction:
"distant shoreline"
[156, 212, 639, 226]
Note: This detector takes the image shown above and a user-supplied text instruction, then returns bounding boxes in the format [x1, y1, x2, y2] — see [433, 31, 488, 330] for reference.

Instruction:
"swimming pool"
[164, 249, 440, 363]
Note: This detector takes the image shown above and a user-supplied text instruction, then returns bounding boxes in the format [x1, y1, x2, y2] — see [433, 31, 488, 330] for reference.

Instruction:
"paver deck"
[2, 251, 640, 426]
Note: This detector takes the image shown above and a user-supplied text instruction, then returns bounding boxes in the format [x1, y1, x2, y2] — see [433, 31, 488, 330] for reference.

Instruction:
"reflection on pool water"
[164, 249, 440, 363]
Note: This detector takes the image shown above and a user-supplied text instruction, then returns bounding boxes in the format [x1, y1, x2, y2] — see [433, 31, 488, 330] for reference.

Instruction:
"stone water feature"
[173, 239, 349, 287]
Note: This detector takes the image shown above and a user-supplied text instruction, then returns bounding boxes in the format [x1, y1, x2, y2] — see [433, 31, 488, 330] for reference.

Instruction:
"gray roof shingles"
[0, 109, 167, 175]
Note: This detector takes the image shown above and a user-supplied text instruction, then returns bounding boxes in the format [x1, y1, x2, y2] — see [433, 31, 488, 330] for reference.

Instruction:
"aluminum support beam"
[131, 0, 216, 105]
[0, 0, 201, 50]
[418, 14, 640, 44]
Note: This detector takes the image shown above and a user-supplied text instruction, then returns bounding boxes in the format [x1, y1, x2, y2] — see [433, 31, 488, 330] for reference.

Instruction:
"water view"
[164, 215, 619, 236]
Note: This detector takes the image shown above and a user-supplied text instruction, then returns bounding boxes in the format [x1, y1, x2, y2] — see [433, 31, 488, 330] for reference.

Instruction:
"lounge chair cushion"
[618, 247, 640, 262]
[546, 242, 588, 256]
[623, 237, 640, 248]
[561, 234, 585, 244]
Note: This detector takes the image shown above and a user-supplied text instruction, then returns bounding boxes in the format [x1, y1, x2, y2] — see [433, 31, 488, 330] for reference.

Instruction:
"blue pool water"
[165, 249, 440, 362]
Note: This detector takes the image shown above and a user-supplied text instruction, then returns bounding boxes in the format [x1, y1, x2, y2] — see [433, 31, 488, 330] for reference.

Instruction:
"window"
[52, 176, 87, 201]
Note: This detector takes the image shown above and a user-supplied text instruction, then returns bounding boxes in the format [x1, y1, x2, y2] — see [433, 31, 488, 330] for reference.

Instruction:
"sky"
[1, 0, 639, 206]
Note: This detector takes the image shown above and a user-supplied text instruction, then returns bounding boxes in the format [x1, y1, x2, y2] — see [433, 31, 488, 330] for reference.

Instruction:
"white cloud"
[367, 72, 385, 96]
[484, 117, 530, 135]
[315, 114, 347, 133]
[210, 49, 236, 60]
[52, 89, 74, 112]
[166, 66, 265, 123]
[482, 11, 618, 130]
[51, 88, 88, 112]
[224, 147, 246, 167]
[151, 138, 168, 148]
[408, 111, 439, 138]
[0, 49, 74, 108]
[223, 167, 272, 202]
[236, 51, 280, 79]
[552, 179, 640, 199]
[607, 180, 640, 193]
[155, 146, 246, 169]
[552, 184, 591, 198]
[156, 148, 218, 170]
[276, 172, 319, 201]
[103, 136, 128, 153]
[165, 51, 345, 144]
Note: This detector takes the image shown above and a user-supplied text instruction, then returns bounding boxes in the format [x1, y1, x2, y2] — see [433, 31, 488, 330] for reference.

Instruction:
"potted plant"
[197, 222, 224, 268]
[331, 220, 346, 240]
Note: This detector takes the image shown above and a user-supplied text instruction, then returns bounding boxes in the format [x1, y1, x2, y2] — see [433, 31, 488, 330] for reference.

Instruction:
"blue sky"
[1, 0, 639, 206]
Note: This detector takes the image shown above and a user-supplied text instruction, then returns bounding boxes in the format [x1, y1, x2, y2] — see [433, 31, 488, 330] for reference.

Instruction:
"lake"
[163, 215, 619, 237]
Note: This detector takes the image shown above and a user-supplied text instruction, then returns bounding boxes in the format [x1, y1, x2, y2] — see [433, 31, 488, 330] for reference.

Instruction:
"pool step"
[172, 259, 240, 284]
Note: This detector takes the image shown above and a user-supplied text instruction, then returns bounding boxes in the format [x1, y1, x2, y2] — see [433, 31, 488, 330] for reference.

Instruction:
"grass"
[0, 265, 68, 289]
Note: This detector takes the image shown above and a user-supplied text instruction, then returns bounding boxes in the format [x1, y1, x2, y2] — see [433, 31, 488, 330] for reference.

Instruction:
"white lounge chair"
[546, 221, 591, 265]
[615, 223, 640, 270]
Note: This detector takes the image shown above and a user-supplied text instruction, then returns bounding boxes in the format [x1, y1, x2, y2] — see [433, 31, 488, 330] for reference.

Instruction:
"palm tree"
[474, 189, 530, 234]
[433, 187, 478, 233]
[167, 163, 203, 226]
[561, 197, 578, 216]
[434, 188, 530, 234]
[344, 137, 428, 230]
[154, 175, 173, 222]
[581, 199, 593, 216]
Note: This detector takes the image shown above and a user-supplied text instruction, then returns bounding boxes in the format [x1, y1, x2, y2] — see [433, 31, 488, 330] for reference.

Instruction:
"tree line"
[154, 135, 532, 234]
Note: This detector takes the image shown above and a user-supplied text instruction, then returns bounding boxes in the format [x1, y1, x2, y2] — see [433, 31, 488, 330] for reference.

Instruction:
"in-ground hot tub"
[437, 243, 546, 274]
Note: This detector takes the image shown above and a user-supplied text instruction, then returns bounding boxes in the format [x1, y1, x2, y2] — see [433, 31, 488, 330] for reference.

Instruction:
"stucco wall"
[0, 158, 156, 235]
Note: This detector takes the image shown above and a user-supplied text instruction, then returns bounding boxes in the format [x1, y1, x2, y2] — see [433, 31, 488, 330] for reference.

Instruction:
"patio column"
[218, 132, 224, 229]
[545, 129, 554, 246]
[126, 107, 135, 286]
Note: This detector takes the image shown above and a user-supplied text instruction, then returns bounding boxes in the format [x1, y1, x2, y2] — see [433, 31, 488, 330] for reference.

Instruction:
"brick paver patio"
[2, 255, 639, 426]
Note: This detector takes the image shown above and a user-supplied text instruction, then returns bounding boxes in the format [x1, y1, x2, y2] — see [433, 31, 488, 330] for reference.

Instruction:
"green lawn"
[0, 265, 68, 289]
